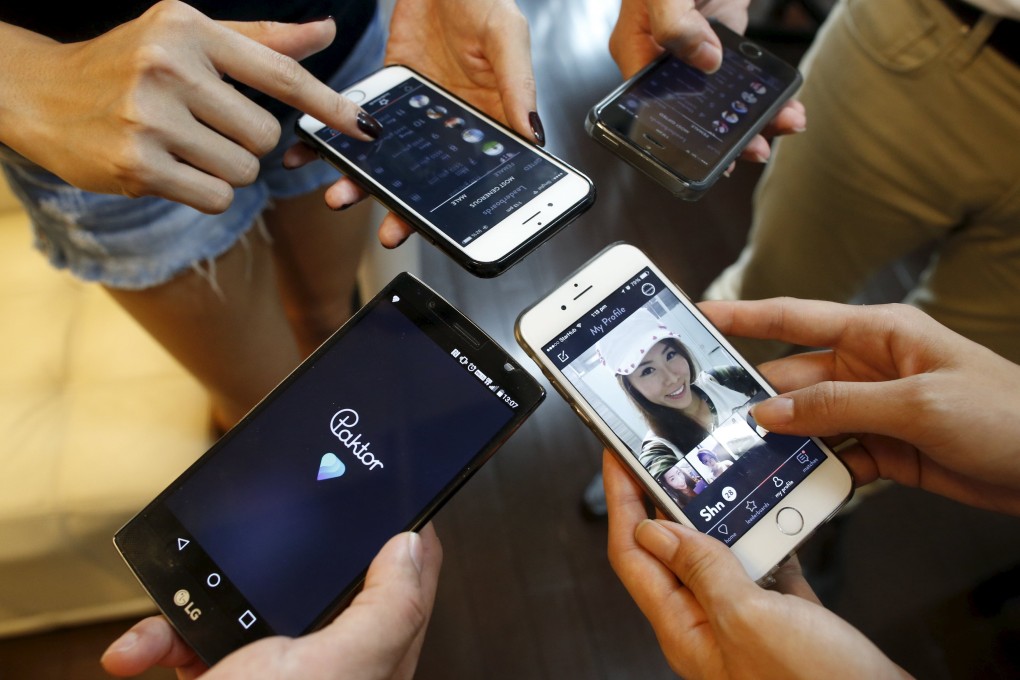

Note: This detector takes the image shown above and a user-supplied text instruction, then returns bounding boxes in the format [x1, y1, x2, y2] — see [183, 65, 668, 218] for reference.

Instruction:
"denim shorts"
[0, 12, 385, 290]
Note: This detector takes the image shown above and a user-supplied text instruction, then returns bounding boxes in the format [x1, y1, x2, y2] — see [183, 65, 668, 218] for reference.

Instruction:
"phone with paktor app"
[586, 21, 802, 200]
[297, 64, 595, 277]
[515, 243, 853, 583]
[114, 273, 544, 665]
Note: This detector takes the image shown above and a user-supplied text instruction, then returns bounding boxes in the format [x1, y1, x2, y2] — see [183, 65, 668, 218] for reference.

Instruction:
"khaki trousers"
[706, 0, 1020, 365]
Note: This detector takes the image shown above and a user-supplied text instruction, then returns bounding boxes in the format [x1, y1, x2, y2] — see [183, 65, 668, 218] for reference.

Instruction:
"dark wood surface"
[4, 2, 1020, 679]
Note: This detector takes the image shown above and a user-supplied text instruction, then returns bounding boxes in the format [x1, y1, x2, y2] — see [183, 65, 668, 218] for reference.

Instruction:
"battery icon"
[640, 271, 649, 279]
[497, 389, 505, 398]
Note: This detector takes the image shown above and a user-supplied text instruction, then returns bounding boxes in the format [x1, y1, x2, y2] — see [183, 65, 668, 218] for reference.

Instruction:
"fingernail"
[752, 397, 794, 426]
[408, 532, 424, 575]
[689, 43, 723, 74]
[635, 519, 680, 558]
[332, 202, 352, 211]
[723, 168, 732, 179]
[103, 631, 138, 657]
[357, 111, 383, 140]
[299, 15, 335, 25]
[529, 111, 545, 146]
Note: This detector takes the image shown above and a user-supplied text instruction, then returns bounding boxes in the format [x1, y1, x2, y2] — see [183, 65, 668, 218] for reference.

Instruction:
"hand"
[702, 298, 1020, 516]
[0, 1, 378, 214]
[608, 0, 805, 166]
[309, 0, 540, 247]
[101, 526, 442, 680]
[603, 451, 905, 679]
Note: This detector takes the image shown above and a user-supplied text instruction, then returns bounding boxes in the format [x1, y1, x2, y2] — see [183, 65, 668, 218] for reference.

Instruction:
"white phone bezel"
[297, 65, 593, 267]
[516, 242, 854, 582]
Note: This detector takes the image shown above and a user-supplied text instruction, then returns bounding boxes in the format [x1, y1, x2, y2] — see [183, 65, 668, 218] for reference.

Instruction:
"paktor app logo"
[317, 453, 346, 481]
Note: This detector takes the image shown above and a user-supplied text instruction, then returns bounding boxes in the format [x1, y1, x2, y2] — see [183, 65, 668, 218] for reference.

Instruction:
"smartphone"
[114, 273, 544, 665]
[586, 22, 802, 200]
[515, 243, 853, 582]
[296, 65, 595, 277]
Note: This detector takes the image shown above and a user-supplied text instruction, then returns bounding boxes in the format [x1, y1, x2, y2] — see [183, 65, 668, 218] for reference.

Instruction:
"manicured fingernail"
[752, 397, 794, 426]
[300, 15, 335, 25]
[529, 111, 545, 146]
[723, 168, 732, 178]
[357, 111, 383, 140]
[408, 533, 424, 575]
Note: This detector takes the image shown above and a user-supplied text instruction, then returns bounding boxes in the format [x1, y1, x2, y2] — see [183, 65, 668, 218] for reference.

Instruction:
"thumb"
[635, 520, 759, 610]
[293, 530, 441, 673]
[221, 17, 336, 62]
[751, 379, 922, 440]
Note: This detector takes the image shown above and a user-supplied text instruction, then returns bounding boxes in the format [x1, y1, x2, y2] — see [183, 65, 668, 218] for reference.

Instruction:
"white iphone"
[296, 65, 595, 277]
[515, 243, 853, 582]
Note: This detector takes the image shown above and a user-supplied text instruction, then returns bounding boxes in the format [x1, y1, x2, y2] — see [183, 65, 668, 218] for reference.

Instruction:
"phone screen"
[540, 268, 827, 545]
[116, 277, 539, 661]
[311, 75, 568, 247]
[597, 44, 795, 181]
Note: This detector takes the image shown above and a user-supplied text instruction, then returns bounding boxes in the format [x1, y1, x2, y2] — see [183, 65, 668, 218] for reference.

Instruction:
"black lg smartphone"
[114, 273, 544, 665]
[297, 65, 595, 278]
[586, 22, 802, 199]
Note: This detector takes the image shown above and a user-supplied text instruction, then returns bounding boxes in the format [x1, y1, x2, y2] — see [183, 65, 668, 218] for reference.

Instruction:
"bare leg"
[104, 230, 302, 430]
[262, 191, 373, 356]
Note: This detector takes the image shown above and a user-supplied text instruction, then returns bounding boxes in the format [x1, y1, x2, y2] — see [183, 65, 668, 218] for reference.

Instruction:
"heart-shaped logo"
[317, 453, 346, 480]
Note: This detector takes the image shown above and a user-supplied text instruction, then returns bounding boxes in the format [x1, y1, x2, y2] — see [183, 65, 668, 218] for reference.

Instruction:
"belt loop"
[950, 12, 1001, 67]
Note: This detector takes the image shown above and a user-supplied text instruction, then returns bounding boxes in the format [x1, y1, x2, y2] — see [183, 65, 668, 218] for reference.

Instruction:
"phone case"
[586, 25, 802, 200]
[296, 66, 595, 277]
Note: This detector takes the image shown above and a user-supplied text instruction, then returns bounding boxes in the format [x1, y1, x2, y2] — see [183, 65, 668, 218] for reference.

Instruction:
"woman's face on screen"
[664, 466, 689, 490]
[628, 340, 694, 410]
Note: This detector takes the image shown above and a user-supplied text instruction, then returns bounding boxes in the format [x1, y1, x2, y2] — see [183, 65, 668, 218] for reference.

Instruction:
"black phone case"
[585, 25, 802, 200]
[296, 65, 595, 277]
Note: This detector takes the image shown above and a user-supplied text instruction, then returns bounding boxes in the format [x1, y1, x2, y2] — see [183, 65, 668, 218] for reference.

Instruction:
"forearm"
[0, 22, 66, 157]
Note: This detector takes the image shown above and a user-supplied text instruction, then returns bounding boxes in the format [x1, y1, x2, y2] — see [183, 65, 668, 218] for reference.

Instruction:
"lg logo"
[174, 588, 202, 621]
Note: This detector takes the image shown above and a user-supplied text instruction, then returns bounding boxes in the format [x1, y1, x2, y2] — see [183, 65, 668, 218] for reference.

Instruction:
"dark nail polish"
[332, 202, 352, 212]
[357, 111, 383, 140]
[529, 111, 545, 146]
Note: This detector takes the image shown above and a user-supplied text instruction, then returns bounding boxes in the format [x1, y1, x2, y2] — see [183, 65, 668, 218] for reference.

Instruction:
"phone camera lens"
[560, 304, 567, 310]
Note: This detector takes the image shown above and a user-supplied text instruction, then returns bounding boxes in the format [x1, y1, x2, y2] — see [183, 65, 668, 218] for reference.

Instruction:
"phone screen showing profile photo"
[313, 76, 567, 247]
[123, 282, 527, 658]
[541, 269, 826, 545]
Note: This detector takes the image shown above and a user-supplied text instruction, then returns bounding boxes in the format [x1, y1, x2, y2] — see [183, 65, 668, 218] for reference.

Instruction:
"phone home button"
[776, 507, 804, 536]
[739, 42, 763, 59]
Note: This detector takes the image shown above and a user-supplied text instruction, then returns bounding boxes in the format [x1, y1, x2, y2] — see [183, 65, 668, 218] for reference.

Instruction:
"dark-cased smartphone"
[114, 273, 544, 665]
[516, 243, 853, 583]
[297, 65, 595, 278]
[586, 22, 802, 200]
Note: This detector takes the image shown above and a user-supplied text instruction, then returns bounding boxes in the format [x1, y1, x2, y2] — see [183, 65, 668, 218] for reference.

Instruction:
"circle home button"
[776, 507, 804, 536]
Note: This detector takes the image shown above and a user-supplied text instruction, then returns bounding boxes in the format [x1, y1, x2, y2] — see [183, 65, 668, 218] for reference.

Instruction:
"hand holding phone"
[114, 273, 543, 665]
[603, 452, 901, 679]
[705, 297, 1020, 515]
[589, 21, 802, 199]
[103, 527, 442, 678]
[515, 243, 853, 582]
[297, 65, 595, 277]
